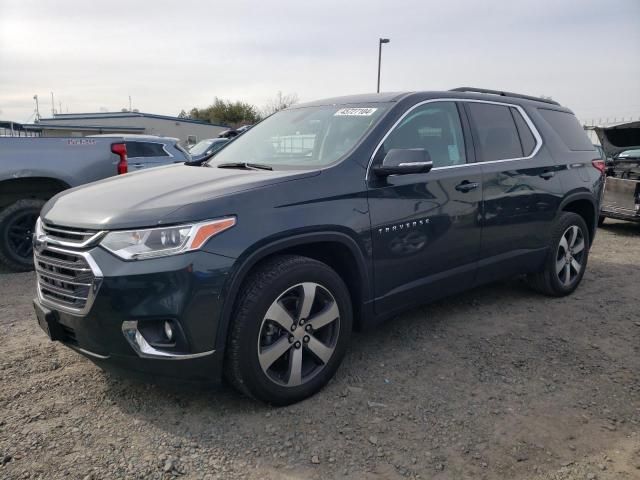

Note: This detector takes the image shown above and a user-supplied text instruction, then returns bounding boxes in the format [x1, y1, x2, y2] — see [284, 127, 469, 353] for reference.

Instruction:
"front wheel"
[225, 255, 352, 405]
[0, 199, 45, 272]
[527, 212, 590, 296]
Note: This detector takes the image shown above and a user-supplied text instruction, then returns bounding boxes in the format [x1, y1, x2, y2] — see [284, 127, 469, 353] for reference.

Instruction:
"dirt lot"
[1, 221, 639, 480]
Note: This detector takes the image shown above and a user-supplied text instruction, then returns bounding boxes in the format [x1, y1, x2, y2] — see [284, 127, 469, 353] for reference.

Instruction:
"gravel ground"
[1, 220, 639, 480]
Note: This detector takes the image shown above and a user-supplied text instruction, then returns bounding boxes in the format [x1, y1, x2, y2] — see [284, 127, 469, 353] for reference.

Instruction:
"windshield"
[189, 139, 216, 156]
[206, 104, 389, 169]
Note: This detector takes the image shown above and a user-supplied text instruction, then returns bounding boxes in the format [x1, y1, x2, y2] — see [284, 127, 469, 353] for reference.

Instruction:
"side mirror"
[373, 148, 433, 177]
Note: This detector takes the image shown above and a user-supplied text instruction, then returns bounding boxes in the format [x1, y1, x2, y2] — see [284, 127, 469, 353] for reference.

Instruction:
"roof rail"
[450, 87, 560, 106]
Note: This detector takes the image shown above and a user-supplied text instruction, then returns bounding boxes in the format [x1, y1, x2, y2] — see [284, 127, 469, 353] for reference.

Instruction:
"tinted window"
[126, 141, 169, 158]
[380, 101, 466, 168]
[538, 109, 593, 151]
[467, 103, 523, 161]
[511, 107, 536, 156]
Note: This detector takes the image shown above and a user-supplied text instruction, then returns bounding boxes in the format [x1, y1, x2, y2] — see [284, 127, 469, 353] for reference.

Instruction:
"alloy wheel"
[555, 225, 585, 286]
[257, 282, 340, 387]
[6, 212, 38, 260]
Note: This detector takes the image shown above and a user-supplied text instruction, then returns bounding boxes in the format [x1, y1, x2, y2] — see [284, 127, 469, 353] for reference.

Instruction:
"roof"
[89, 133, 180, 142]
[294, 92, 410, 108]
[292, 89, 568, 110]
[39, 111, 228, 128]
[35, 123, 145, 132]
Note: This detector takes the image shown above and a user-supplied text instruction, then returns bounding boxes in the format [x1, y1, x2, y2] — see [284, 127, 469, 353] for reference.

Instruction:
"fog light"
[163, 321, 174, 341]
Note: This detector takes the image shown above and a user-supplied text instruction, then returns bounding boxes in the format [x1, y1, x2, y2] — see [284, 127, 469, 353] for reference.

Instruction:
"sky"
[1, 0, 639, 124]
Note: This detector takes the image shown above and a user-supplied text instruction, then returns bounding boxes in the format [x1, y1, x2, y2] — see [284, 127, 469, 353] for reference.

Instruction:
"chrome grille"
[41, 222, 104, 248]
[35, 246, 102, 315]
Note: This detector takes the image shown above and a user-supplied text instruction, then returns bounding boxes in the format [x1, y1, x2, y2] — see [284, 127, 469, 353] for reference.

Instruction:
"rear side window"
[467, 103, 523, 161]
[538, 109, 593, 151]
[126, 141, 169, 158]
[511, 108, 536, 156]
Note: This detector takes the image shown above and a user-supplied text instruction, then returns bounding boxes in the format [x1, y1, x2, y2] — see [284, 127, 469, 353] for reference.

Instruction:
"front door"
[367, 101, 482, 316]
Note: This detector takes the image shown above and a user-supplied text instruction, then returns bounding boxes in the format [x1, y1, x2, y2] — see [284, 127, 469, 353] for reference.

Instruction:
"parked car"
[0, 135, 189, 272]
[33, 88, 604, 405]
[91, 134, 191, 170]
[187, 138, 229, 163]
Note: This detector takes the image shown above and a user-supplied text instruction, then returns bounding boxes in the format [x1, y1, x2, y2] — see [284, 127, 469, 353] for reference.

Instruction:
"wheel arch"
[215, 232, 372, 352]
[558, 192, 597, 243]
[0, 177, 71, 211]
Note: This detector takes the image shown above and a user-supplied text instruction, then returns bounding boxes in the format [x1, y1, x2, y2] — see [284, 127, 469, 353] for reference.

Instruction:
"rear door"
[463, 101, 563, 283]
[125, 141, 174, 170]
[367, 100, 482, 315]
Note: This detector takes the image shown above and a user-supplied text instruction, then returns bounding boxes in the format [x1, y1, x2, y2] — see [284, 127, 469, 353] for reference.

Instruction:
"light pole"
[377, 38, 390, 93]
[33, 95, 40, 121]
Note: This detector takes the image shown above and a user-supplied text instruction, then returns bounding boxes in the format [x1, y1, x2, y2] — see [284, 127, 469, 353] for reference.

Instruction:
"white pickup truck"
[0, 135, 189, 271]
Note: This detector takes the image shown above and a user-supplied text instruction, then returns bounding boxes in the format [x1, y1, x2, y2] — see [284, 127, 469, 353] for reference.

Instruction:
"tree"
[262, 91, 299, 117]
[186, 98, 261, 127]
[177, 109, 189, 119]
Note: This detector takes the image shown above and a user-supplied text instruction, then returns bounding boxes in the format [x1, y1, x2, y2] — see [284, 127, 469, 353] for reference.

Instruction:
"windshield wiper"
[217, 162, 273, 171]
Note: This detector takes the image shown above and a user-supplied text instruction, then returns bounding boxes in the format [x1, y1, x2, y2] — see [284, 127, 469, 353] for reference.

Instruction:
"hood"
[42, 163, 318, 230]
[594, 120, 640, 158]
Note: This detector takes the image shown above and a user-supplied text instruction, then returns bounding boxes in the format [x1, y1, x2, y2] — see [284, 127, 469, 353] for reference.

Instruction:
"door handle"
[539, 171, 555, 180]
[455, 181, 479, 192]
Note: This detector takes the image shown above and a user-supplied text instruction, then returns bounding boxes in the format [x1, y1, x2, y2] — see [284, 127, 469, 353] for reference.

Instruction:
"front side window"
[378, 101, 466, 168]
[189, 139, 215, 156]
[207, 104, 389, 169]
[467, 103, 523, 162]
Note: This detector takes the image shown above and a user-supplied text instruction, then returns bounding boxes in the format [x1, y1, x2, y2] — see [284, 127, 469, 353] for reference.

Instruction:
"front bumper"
[34, 246, 235, 385]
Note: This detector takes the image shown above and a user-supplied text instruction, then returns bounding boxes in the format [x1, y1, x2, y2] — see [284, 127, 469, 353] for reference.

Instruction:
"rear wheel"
[225, 255, 352, 405]
[0, 199, 45, 272]
[527, 212, 589, 296]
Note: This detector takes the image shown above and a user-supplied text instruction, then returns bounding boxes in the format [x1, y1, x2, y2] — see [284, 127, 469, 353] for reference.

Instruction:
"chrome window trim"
[35, 245, 103, 317]
[366, 98, 543, 179]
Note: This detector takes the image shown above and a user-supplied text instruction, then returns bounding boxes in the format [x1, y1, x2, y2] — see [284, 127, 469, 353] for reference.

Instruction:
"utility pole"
[51, 92, 56, 116]
[129, 96, 132, 112]
[377, 38, 390, 93]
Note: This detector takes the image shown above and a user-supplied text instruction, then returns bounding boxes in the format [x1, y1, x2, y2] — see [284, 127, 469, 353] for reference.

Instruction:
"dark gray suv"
[33, 88, 604, 405]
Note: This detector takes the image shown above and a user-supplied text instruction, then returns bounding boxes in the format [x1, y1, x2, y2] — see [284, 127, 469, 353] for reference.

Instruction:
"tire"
[0, 199, 45, 272]
[527, 212, 590, 297]
[225, 255, 353, 405]
[598, 215, 605, 227]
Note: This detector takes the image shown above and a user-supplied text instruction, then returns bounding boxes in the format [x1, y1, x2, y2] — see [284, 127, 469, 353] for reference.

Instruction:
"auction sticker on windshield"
[334, 108, 378, 116]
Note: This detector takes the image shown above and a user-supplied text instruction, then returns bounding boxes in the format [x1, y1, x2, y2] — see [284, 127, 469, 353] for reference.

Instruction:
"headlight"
[100, 217, 235, 260]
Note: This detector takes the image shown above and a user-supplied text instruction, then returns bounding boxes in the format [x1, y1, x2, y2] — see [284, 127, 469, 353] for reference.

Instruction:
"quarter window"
[126, 142, 170, 158]
[379, 101, 466, 168]
[467, 103, 523, 161]
[538, 109, 593, 151]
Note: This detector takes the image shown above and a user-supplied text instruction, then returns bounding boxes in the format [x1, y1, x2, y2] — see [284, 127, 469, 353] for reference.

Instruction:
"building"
[1, 112, 228, 146]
